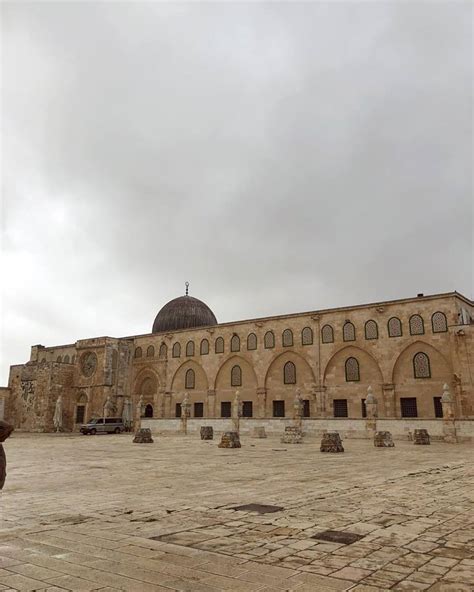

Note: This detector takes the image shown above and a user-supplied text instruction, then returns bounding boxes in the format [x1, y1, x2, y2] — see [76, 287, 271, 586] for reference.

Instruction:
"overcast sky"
[1, 2, 472, 383]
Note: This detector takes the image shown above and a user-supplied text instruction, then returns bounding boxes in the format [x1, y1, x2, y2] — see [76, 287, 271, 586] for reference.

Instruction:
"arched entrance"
[144, 404, 154, 418]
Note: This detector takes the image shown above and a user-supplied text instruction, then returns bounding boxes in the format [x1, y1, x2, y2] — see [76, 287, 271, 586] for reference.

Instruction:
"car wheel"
[114, 427, 121, 434]
[90, 428, 97, 435]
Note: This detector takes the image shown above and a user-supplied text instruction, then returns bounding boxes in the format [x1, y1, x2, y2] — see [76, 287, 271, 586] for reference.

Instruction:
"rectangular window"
[433, 397, 443, 418]
[303, 399, 310, 418]
[361, 399, 367, 418]
[333, 399, 348, 417]
[194, 402, 204, 418]
[401, 397, 418, 418]
[273, 400, 285, 417]
[242, 401, 253, 418]
[221, 401, 231, 418]
[175, 403, 181, 418]
[75, 405, 85, 424]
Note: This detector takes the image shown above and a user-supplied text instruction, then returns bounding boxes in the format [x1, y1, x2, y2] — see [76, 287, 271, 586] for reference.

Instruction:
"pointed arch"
[323, 345, 383, 385]
[213, 355, 258, 391]
[133, 366, 162, 395]
[321, 324, 334, 344]
[200, 339, 209, 355]
[283, 361, 296, 384]
[231, 365, 242, 387]
[343, 321, 355, 342]
[264, 350, 316, 389]
[185, 368, 195, 389]
[171, 359, 209, 392]
[390, 340, 451, 384]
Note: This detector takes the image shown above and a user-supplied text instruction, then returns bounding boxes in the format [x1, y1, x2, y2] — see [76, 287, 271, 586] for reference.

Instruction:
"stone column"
[206, 389, 216, 418]
[232, 390, 242, 433]
[134, 394, 143, 432]
[181, 392, 191, 435]
[441, 384, 457, 443]
[163, 392, 172, 418]
[365, 385, 377, 436]
[314, 386, 327, 417]
[293, 388, 303, 431]
[382, 383, 396, 418]
[256, 388, 267, 418]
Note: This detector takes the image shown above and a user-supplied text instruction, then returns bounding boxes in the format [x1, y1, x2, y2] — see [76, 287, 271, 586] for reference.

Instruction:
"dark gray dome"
[152, 295, 218, 333]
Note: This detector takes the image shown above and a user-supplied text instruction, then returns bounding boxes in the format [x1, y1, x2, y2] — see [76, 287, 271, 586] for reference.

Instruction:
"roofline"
[28, 291, 473, 349]
[125, 290, 473, 341]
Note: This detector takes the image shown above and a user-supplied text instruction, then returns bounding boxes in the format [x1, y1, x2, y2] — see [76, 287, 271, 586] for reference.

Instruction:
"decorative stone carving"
[218, 431, 241, 448]
[232, 390, 243, 433]
[281, 426, 303, 444]
[81, 351, 97, 377]
[320, 431, 344, 453]
[200, 426, 213, 440]
[53, 394, 63, 432]
[181, 392, 191, 435]
[413, 429, 430, 445]
[133, 428, 154, 443]
[252, 426, 267, 438]
[0, 420, 14, 490]
[374, 431, 394, 447]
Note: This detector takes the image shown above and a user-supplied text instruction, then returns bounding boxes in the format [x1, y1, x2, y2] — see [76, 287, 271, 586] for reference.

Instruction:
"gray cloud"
[1, 2, 472, 382]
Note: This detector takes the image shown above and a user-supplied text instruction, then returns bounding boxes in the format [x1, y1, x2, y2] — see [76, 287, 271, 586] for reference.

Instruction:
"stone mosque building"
[3, 289, 474, 436]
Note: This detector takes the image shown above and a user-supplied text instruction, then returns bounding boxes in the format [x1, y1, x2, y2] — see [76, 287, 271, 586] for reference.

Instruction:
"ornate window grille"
[200, 339, 209, 355]
[215, 337, 224, 354]
[172, 343, 181, 358]
[432, 311, 448, 333]
[185, 368, 195, 389]
[301, 326, 313, 345]
[282, 329, 293, 347]
[283, 361, 296, 384]
[231, 365, 242, 387]
[413, 352, 431, 378]
[343, 322, 356, 342]
[365, 320, 378, 340]
[409, 315, 424, 335]
[186, 341, 195, 357]
[230, 335, 240, 352]
[388, 317, 402, 337]
[321, 324, 334, 343]
[247, 333, 257, 350]
[264, 331, 275, 349]
[345, 357, 360, 382]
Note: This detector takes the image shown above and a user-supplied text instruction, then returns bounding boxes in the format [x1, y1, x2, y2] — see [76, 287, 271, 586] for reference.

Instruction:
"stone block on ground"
[200, 426, 213, 440]
[413, 428, 430, 445]
[133, 428, 154, 443]
[252, 426, 267, 438]
[320, 431, 344, 453]
[281, 426, 303, 444]
[374, 431, 395, 447]
[218, 431, 241, 448]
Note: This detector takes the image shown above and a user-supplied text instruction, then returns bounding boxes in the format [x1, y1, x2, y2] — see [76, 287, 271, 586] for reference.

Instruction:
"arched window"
[172, 343, 181, 358]
[388, 317, 402, 337]
[432, 311, 448, 333]
[185, 368, 195, 389]
[413, 352, 431, 378]
[64, 355, 70, 364]
[283, 361, 296, 384]
[144, 404, 153, 418]
[301, 327, 313, 345]
[321, 324, 334, 344]
[409, 315, 424, 336]
[231, 365, 242, 387]
[215, 337, 224, 354]
[365, 320, 378, 340]
[186, 341, 195, 357]
[134, 347, 142, 359]
[343, 322, 355, 342]
[247, 333, 257, 350]
[264, 331, 275, 349]
[146, 345, 155, 358]
[345, 357, 360, 382]
[200, 339, 209, 355]
[282, 329, 293, 347]
[57, 355, 62, 363]
[159, 343, 167, 359]
[230, 335, 240, 352]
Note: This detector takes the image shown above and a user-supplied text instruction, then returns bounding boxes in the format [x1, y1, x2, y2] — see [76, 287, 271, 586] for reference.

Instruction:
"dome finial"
[185, 281, 189, 296]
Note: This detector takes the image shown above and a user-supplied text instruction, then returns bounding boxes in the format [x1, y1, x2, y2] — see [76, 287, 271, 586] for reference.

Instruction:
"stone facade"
[4, 291, 474, 432]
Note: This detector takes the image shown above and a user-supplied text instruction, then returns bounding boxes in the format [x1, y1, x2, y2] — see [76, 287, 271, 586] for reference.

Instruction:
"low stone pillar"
[441, 384, 458, 443]
[133, 428, 154, 443]
[413, 429, 430, 445]
[320, 431, 344, 453]
[374, 431, 394, 447]
[218, 431, 241, 448]
[281, 426, 303, 444]
[200, 426, 213, 440]
[252, 426, 267, 438]
[365, 386, 378, 436]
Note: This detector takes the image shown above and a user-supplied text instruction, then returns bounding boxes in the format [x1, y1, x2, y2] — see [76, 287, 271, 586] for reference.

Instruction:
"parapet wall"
[142, 417, 474, 442]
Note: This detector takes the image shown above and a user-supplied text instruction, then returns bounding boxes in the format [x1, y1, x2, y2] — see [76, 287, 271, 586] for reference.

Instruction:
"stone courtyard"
[0, 433, 473, 592]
